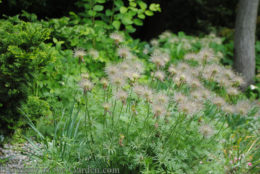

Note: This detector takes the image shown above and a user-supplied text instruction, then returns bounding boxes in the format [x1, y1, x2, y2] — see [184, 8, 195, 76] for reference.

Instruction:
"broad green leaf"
[112, 21, 121, 30]
[84, 4, 91, 9]
[93, 5, 104, 11]
[128, 10, 137, 16]
[138, 1, 147, 10]
[122, 15, 133, 25]
[138, 13, 145, 19]
[114, 0, 124, 7]
[125, 25, 136, 33]
[120, 6, 128, 13]
[96, 0, 106, 3]
[88, 10, 96, 16]
[133, 19, 143, 26]
[130, 2, 136, 7]
[149, 3, 161, 12]
[105, 9, 113, 16]
[145, 10, 154, 16]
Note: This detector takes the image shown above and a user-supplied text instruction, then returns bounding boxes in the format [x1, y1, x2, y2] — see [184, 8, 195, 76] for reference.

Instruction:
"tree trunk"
[234, 0, 259, 88]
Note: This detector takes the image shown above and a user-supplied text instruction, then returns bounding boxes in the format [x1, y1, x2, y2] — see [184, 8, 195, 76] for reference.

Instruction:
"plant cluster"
[0, 3, 259, 173]
[24, 31, 259, 173]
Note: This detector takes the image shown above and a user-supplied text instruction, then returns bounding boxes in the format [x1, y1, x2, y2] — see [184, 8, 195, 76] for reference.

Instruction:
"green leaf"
[125, 25, 136, 33]
[84, 4, 91, 9]
[138, 13, 145, 19]
[105, 9, 113, 16]
[149, 3, 161, 12]
[128, 10, 137, 16]
[53, 38, 58, 43]
[145, 10, 154, 16]
[88, 10, 96, 16]
[130, 2, 136, 7]
[112, 21, 121, 30]
[114, 0, 124, 7]
[96, 0, 106, 3]
[122, 15, 133, 25]
[133, 19, 143, 26]
[138, 1, 147, 10]
[93, 5, 104, 11]
[120, 6, 128, 13]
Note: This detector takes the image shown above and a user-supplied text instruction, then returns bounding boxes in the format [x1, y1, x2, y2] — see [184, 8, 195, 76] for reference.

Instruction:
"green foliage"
[75, 0, 160, 33]
[0, 20, 55, 137]
[20, 96, 51, 125]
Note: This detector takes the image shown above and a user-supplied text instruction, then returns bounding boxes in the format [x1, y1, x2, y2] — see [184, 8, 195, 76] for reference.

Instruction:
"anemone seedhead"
[184, 53, 197, 61]
[154, 71, 165, 81]
[74, 48, 86, 58]
[222, 105, 235, 114]
[79, 79, 94, 93]
[101, 78, 109, 89]
[150, 39, 159, 47]
[199, 124, 214, 138]
[117, 46, 132, 58]
[105, 64, 119, 77]
[115, 90, 128, 104]
[173, 92, 187, 103]
[226, 87, 239, 96]
[176, 62, 189, 71]
[235, 100, 251, 116]
[232, 74, 245, 87]
[133, 85, 144, 97]
[168, 64, 177, 75]
[110, 32, 124, 44]
[150, 54, 166, 68]
[109, 74, 126, 87]
[190, 79, 202, 88]
[154, 92, 169, 106]
[178, 100, 202, 116]
[152, 103, 166, 117]
[212, 96, 226, 108]
[81, 73, 90, 80]
[103, 102, 111, 112]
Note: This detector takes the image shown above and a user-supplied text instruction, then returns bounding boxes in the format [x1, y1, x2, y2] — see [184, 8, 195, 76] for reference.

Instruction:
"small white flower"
[250, 85, 257, 90]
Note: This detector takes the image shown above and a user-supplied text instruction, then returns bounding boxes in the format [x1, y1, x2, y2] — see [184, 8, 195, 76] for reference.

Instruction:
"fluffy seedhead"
[74, 48, 86, 58]
[152, 103, 166, 118]
[81, 73, 90, 80]
[234, 100, 252, 116]
[154, 91, 169, 106]
[117, 46, 132, 59]
[103, 102, 111, 113]
[110, 32, 124, 44]
[168, 64, 177, 76]
[115, 90, 128, 104]
[101, 78, 109, 89]
[199, 124, 215, 138]
[154, 71, 165, 82]
[211, 96, 226, 108]
[79, 79, 94, 93]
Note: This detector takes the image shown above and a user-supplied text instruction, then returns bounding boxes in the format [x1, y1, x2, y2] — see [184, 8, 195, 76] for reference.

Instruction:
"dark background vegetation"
[0, 0, 245, 40]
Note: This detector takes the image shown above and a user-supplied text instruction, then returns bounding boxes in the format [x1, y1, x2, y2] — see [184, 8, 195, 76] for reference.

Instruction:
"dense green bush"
[0, 20, 55, 137]
[20, 96, 52, 125]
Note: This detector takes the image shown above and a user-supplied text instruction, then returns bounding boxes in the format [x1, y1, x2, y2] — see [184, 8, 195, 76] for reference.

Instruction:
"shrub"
[20, 96, 52, 125]
[0, 20, 54, 137]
